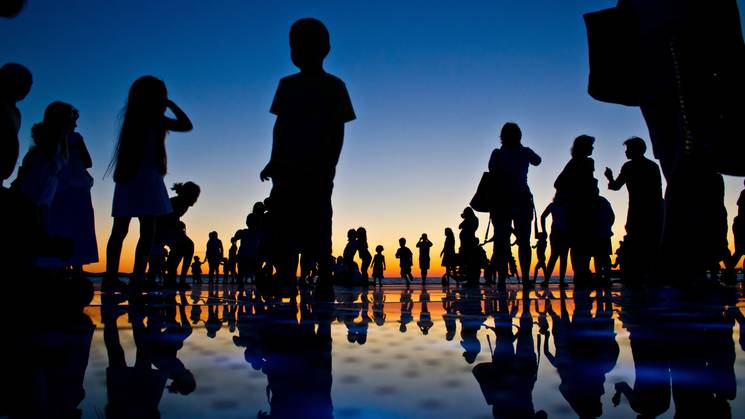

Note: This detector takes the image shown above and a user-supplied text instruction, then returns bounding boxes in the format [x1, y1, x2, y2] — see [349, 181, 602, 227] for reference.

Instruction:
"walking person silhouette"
[416, 233, 433, 286]
[259, 18, 355, 296]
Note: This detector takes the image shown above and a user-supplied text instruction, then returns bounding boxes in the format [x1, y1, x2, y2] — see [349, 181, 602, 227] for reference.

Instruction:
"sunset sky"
[4, 0, 745, 276]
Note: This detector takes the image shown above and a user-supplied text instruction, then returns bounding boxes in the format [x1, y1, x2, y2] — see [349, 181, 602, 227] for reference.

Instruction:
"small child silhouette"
[191, 256, 204, 284]
[371, 245, 386, 287]
[395, 237, 414, 286]
[533, 231, 548, 284]
[206, 231, 223, 284]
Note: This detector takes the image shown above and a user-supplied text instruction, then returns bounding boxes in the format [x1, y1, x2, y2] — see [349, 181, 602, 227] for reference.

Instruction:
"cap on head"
[289, 18, 330, 70]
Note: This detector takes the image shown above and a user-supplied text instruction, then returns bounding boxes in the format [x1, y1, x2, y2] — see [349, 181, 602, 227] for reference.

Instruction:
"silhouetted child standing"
[532, 231, 548, 283]
[395, 237, 414, 286]
[191, 256, 204, 284]
[342, 228, 358, 277]
[235, 213, 261, 285]
[357, 227, 372, 283]
[104, 76, 192, 292]
[227, 237, 238, 283]
[206, 231, 223, 284]
[372, 245, 386, 287]
[416, 233, 433, 285]
[259, 18, 355, 290]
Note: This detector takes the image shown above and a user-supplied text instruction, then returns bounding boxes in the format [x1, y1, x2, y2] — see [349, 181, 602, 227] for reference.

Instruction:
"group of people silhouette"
[3, 1, 745, 418]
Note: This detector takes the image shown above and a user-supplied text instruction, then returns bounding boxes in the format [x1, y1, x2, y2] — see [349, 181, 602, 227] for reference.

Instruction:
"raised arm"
[164, 99, 193, 132]
[540, 205, 551, 234]
[605, 166, 626, 191]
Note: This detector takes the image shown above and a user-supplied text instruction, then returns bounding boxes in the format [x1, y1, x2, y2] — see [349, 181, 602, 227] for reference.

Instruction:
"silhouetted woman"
[441, 227, 456, 286]
[104, 76, 192, 292]
[14, 101, 75, 219]
[487, 122, 541, 288]
[37, 108, 99, 274]
[553, 135, 599, 283]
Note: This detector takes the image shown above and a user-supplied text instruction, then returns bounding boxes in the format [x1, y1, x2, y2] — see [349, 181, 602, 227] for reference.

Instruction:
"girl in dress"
[371, 245, 385, 287]
[104, 76, 192, 291]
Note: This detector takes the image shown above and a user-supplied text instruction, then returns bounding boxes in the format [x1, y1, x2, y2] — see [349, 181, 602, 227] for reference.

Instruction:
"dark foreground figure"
[260, 18, 356, 295]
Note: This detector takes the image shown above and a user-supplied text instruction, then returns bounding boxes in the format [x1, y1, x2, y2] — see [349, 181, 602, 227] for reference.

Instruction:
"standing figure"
[226, 237, 238, 283]
[0, 63, 32, 186]
[36, 108, 98, 274]
[487, 122, 541, 288]
[357, 227, 372, 283]
[259, 18, 356, 293]
[104, 76, 192, 292]
[541, 197, 570, 287]
[440, 227, 456, 285]
[459, 207, 480, 285]
[532, 231, 548, 284]
[395, 237, 414, 286]
[593, 196, 615, 282]
[604, 137, 663, 278]
[190, 256, 204, 284]
[371, 245, 386, 287]
[416, 233, 433, 286]
[205, 231, 223, 284]
[554, 135, 599, 283]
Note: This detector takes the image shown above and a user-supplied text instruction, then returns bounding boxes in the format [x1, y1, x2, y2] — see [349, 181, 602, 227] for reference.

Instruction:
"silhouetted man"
[612, 0, 742, 278]
[605, 137, 663, 277]
[260, 18, 355, 291]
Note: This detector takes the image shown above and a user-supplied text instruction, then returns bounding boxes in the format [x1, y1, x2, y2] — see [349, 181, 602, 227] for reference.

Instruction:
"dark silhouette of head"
[347, 228, 357, 241]
[421, 233, 428, 240]
[500, 122, 522, 147]
[399, 237, 406, 246]
[31, 101, 76, 155]
[252, 200, 265, 215]
[111, 75, 168, 182]
[571, 135, 595, 158]
[209, 231, 218, 239]
[0, 0, 26, 18]
[246, 212, 257, 229]
[230, 236, 237, 244]
[193, 256, 200, 262]
[375, 245, 384, 253]
[357, 226, 368, 242]
[171, 181, 201, 206]
[445, 227, 454, 239]
[461, 207, 475, 219]
[0, 63, 32, 102]
[289, 18, 330, 72]
[623, 136, 646, 159]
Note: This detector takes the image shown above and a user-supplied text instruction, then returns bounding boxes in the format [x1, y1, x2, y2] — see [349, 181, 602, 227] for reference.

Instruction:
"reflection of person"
[104, 76, 192, 292]
[488, 123, 541, 288]
[417, 289, 433, 335]
[260, 18, 355, 293]
[474, 293, 546, 419]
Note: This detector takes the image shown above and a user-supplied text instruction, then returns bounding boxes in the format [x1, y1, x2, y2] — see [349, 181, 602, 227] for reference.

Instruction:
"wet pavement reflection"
[3, 282, 745, 418]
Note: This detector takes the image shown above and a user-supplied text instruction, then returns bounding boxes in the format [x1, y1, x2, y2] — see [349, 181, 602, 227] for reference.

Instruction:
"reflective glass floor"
[10, 280, 745, 418]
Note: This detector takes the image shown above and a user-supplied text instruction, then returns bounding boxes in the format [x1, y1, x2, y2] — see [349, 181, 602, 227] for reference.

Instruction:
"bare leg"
[132, 216, 156, 279]
[106, 217, 131, 277]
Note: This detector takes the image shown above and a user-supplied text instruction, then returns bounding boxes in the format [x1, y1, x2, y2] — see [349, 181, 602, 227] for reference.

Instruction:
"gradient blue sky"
[3, 0, 745, 273]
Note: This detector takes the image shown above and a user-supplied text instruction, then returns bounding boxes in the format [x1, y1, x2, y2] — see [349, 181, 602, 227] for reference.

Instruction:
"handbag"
[583, 6, 642, 106]
[470, 171, 498, 213]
